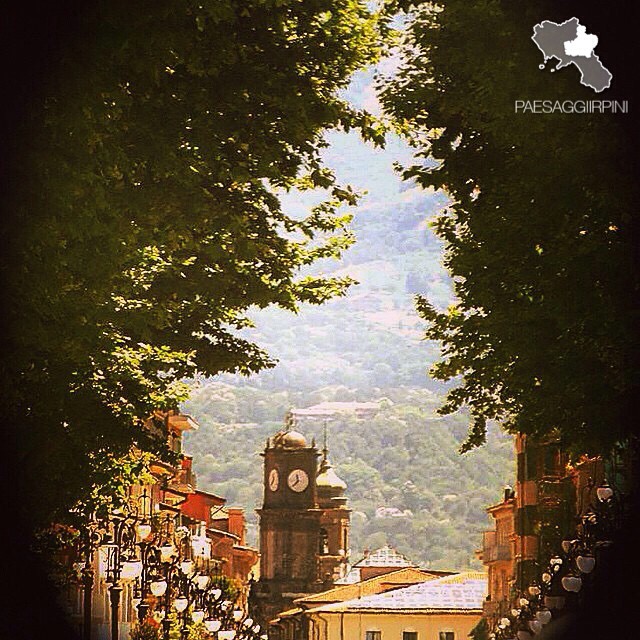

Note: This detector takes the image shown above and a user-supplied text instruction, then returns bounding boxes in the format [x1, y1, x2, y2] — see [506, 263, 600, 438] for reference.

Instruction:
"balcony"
[537, 476, 571, 508]
[482, 531, 512, 563]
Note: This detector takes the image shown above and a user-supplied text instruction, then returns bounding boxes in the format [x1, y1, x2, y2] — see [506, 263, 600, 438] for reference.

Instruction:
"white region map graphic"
[532, 17, 612, 92]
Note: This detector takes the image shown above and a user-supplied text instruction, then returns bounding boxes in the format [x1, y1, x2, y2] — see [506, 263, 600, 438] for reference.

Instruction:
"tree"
[2, 0, 389, 530]
[381, 0, 640, 458]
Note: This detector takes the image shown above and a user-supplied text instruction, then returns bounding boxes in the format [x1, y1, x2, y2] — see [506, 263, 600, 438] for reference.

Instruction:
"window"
[439, 633, 455, 640]
[543, 447, 560, 476]
[403, 633, 418, 640]
[319, 528, 329, 555]
[365, 632, 381, 640]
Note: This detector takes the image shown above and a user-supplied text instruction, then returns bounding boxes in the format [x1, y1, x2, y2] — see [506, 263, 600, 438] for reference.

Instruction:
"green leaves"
[382, 0, 638, 457]
[4, 0, 389, 526]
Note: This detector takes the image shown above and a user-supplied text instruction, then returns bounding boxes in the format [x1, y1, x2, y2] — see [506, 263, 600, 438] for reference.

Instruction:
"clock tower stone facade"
[252, 415, 350, 632]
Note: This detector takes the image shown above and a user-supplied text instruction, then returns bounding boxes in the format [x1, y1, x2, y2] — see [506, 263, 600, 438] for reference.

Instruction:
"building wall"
[66, 411, 258, 639]
[480, 434, 612, 632]
[181, 490, 225, 524]
[308, 611, 481, 640]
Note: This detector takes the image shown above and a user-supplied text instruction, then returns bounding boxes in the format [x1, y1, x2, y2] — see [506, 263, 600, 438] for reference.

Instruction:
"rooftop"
[315, 572, 487, 613]
[294, 567, 440, 607]
[353, 545, 416, 568]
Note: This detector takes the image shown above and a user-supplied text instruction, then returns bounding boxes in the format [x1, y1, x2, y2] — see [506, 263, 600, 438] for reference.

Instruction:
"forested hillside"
[183, 384, 514, 570]
[181, 68, 515, 571]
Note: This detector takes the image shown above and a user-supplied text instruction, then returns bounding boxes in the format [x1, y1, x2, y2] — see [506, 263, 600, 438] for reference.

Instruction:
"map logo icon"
[532, 18, 612, 93]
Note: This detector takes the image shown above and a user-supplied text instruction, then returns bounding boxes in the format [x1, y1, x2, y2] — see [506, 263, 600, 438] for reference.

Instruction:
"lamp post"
[72, 509, 109, 640]
[101, 507, 140, 640]
[81, 563, 94, 640]
[491, 472, 627, 640]
[76, 514, 104, 640]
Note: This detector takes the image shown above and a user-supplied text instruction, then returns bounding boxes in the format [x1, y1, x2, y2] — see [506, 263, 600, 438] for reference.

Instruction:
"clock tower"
[253, 413, 350, 631]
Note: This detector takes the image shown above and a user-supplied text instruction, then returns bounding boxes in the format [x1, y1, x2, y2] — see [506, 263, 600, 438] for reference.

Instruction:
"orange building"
[61, 410, 258, 639]
[477, 487, 515, 627]
[478, 433, 619, 631]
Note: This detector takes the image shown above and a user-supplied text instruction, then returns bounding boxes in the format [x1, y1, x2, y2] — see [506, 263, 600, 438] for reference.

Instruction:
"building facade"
[302, 572, 487, 640]
[272, 565, 457, 640]
[478, 433, 619, 630]
[60, 410, 258, 639]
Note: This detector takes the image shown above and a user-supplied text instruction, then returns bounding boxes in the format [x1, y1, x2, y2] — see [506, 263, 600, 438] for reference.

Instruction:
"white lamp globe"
[150, 579, 168, 597]
[160, 544, 176, 563]
[576, 555, 596, 574]
[180, 560, 194, 576]
[174, 596, 189, 613]
[192, 610, 205, 624]
[597, 486, 614, 502]
[536, 609, 552, 625]
[196, 574, 210, 590]
[137, 523, 152, 541]
[528, 620, 542, 635]
[562, 575, 582, 593]
[205, 619, 221, 633]
[233, 608, 243, 622]
[121, 559, 143, 581]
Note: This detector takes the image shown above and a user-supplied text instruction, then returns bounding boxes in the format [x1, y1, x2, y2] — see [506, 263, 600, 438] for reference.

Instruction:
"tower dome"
[316, 458, 347, 494]
[272, 429, 308, 449]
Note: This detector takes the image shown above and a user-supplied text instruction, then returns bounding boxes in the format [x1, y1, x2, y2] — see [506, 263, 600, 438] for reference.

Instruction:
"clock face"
[287, 468, 309, 492]
[268, 468, 279, 492]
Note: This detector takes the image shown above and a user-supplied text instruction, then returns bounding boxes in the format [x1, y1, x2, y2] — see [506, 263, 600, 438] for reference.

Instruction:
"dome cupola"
[272, 429, 308, 449]
[316, 458, 347, 493]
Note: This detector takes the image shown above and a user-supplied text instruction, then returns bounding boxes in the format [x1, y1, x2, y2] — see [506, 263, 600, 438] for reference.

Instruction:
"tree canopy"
[2, 0, 388, 529]
[381, 0, 640, 457]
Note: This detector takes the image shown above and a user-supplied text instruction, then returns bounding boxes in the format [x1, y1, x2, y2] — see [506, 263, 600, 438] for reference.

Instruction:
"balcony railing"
[482, 531, 512, 562]
[537, 476, 571, 507]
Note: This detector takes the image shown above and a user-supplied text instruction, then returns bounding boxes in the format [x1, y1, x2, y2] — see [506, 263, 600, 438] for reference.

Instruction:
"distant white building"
[337, 545, 420, 584]
[375, 506, 414, 519]
[292, 400, 391, 421]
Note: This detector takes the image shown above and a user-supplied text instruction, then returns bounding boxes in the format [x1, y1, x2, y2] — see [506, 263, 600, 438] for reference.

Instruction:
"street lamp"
[75, 513, 104, 640]
[205, 618, 222, 633]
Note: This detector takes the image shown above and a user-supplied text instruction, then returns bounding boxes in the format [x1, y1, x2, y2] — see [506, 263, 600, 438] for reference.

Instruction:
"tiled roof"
[353, 545, 416, 568]
[314, 572, 487, 613]
[436, 571, 486, 584]
[295, 567, 439, 607]
[272, 607, 303, 622]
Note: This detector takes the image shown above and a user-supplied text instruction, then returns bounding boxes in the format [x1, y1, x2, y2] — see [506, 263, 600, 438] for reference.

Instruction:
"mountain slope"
[183, 384, 514, 570]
